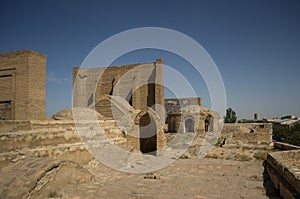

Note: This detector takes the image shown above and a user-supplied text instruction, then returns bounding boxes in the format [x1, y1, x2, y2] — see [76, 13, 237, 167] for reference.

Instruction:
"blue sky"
[1, 0, 300, 119]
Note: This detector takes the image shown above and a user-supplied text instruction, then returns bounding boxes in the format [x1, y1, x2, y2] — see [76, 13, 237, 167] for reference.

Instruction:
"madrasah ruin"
[0, 50, 299, 199]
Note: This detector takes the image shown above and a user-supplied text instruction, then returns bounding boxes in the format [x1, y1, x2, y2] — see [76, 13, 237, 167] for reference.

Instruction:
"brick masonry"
[73, 58, 164, 120]
[164, 97, 202, 113]
[0, 50, 46, 120]
[222, 123, 273, 144]
[164, 97, 220, 133]
[265, 149, 300, 199]
[73, 59, 165, 153]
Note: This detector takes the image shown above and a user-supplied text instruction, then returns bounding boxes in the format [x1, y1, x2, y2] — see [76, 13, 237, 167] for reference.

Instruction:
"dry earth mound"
[0, 157, 94, 199]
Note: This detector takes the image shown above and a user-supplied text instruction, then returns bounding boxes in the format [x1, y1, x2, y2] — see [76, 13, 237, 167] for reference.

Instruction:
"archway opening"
[185, 118, 194, 133]
[139, 113, 157, 155]
[205, 118, 210, 132]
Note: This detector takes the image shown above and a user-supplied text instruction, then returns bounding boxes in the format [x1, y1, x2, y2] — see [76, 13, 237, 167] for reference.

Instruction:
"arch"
[185, 117, 194, 133]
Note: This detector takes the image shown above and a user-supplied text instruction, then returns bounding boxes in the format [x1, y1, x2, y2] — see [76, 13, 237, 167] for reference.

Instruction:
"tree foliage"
[273, 122, 300, 146]
[224, 108, 237, 123]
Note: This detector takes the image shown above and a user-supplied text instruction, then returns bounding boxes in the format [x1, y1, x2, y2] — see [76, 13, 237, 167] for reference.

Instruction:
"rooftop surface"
[61, 157, 281, 199]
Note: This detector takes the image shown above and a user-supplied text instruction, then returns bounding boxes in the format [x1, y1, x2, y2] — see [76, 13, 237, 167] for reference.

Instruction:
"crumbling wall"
[166, 111, 219, 134]
[73, 58, 164, 120]
[166, 113, 203, 133]
[265, 149, 300, 199]
[164, 97, 202, 113]
[73, 59, 166, 155]
[0, 120, 127, 166]
[221, 123, 272, 145]
[0, 116, 167, 166]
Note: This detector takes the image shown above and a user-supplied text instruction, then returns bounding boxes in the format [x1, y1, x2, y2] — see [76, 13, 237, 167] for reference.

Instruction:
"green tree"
[224, 108, 237, 123]
[273, 122, 300, 146]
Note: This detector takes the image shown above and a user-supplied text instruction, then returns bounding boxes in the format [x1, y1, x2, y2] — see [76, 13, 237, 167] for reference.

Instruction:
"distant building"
[164, 97, 219, 133]
[265, 117, 300, 128]
[281, 115, 296, 120]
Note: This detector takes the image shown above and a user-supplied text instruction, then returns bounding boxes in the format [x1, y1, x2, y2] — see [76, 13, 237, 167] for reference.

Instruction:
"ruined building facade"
[0, 50, 46, 120]
[165, 97, 219, 133]
[73, 58, 164, 120]
[73, 59, 165, 154]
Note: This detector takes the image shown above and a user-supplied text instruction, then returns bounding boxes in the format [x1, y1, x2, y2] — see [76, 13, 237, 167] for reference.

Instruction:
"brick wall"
[265, 149, 300, 199]
[0, 50, 46, 120]
[165, 97, 202, 113]
[222, 123, 273, 144]
[73, 59, 164, 120]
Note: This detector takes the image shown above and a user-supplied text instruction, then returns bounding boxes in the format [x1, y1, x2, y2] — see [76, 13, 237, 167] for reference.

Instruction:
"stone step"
[0, 142, 90, 164]
[0, 128, 75, 135]
[0, 130, 81, 153]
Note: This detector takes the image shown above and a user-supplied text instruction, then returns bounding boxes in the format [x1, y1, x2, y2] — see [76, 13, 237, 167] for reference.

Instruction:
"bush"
[273, 123, 300, 146]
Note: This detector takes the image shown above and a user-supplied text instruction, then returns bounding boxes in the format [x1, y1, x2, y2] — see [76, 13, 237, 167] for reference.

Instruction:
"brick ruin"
[0, 50, 276, 156]
[165, 97, 220, 133]
[2, 49, 299, 198]
[73, 58, 164, 118]
[0, 50, 46, 120]
[0, 49, 274, 158]
[265, 143, 300, 199]
[72, 58, 165, 154]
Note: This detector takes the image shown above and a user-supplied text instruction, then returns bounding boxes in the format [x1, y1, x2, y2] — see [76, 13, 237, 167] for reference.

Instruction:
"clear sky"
[1, 0, 300, 119]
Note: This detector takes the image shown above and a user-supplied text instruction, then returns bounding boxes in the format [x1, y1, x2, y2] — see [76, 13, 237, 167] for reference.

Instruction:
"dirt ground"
[58, 157, 281, 199]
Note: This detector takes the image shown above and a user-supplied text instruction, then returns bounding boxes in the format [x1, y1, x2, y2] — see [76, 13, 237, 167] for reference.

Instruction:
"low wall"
[0, 120, 76, 133]
[0, 119, 121, 133]
[274, 142, 300, 151]
[221, 123, 272, 147]
[265, 149, 300, 199]
[0, 120, 127, 166]
[0, 119, 167, 166]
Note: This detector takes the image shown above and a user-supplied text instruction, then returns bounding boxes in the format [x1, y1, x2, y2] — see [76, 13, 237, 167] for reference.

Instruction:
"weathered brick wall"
[0, 120, 127, 165]
[265, 150, 300, 199]
[0, 50, 46, 120]
[274, 142, 300, 151]
[222, 123, 273, 144]
[73, 59, 164, 120]
[165, 103, 219, 134]
[27, 51, 46, 119]
[0, 119, 166, 165]
[165, 97, 202, 113]
[166, 113, 206, 133]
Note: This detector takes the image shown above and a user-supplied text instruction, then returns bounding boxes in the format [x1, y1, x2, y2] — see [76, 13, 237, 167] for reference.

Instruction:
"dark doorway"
[139, 113, 157, 155]
[185, 118, 194, 133]
[169, 116, 175, 132]
[205, 118, 210, 132]
[109, 78, 115, 95]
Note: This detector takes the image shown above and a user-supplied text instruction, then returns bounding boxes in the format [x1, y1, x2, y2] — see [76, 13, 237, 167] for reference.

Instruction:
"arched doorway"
[185, 118, 194, 133]
[168, 116, 175, 132]
[139, 113, 157, 155]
